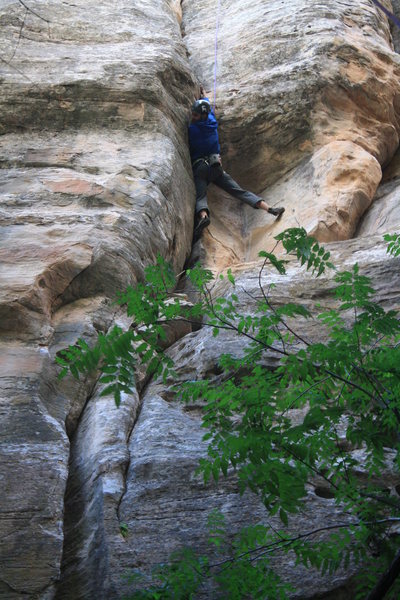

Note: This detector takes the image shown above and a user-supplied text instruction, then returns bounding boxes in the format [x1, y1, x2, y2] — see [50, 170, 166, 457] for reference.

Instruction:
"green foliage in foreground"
[57, 228, 400, 599]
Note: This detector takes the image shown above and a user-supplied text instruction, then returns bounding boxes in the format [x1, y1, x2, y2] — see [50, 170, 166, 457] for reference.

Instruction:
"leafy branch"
[56, 228, 400, 598]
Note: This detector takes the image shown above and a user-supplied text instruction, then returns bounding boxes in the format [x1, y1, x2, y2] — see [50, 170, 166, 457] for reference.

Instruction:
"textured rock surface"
[357, 146, 400, 236]
[0, 1, 196, 598]
[182, 0, 400, 268]
[111, 234, 400, 599]
[1, 0, 400, 599]
[114, 389, 360, 599]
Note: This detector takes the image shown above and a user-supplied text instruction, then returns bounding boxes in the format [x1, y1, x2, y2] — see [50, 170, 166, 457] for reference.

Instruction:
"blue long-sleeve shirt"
[188, 98, 221, 162]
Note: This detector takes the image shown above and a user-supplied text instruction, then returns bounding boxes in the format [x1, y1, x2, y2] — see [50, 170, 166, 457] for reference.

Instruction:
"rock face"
[183, 0, 400, 267]
[0, 1, 196, 598]
[113, 234, 400, 600]
[1, 0, 400, 599]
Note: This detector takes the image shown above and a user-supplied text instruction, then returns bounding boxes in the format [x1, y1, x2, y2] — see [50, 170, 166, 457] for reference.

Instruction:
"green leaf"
[56, 228, 400, 600]
[99, 384, 116, 400]
[279, 508, 288, 526]
[99, 375, 116, 384]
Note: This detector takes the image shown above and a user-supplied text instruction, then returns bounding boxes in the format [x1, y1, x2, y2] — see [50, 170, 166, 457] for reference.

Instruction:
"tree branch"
[209, 518, 400, 573]
[366, 546, 400, 600]
[18, 0, 50, 23]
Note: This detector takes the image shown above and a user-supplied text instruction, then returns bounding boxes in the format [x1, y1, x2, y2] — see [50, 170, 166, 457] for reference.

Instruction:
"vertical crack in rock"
[55, 376, 140, 600]
[1, 0, 197, 596]
[114, 299, 196, 532]
[180, 0, 400, 269]
[356, 2, 400, 240]
[114, 379, 157, 523]
[55, 306, 194, 599]
[3, 0, 400, 599]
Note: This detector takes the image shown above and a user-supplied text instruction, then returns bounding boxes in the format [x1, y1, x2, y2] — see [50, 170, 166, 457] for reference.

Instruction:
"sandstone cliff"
[1, 1, 400, 598]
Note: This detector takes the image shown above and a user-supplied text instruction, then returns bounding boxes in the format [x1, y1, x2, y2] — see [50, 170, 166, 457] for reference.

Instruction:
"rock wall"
[1, 1, 400, 599]
[183, 0, 400, 268]
[0, 1, 196, 598]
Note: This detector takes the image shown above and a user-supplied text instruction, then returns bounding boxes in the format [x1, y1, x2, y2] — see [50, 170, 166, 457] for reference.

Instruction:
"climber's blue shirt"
[188, 98, 221, 162]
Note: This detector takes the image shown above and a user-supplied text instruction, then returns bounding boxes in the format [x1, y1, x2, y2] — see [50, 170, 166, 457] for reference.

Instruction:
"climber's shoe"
[268, 206, 285, 217]
[194, 214, 210, 239]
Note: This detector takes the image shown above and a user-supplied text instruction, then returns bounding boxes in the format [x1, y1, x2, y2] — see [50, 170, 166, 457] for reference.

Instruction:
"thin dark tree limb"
[208, 518, 400, 573]
[366, 547, 400, 600]
[18, 0, 50, 23]
[257, 244, 291, 352]
[151, 312, 380, 400]
[0, 55, 34, 82]
[1, 2, 50, 81]
[279, 375, 332, 419]
[258, 249, 312, 349]
[6, 6, 27, 64]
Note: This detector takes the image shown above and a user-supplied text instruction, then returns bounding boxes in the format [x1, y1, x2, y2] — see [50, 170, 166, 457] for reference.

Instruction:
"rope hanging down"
[213, 0, 221, 111]
[371, 0, 400, 29]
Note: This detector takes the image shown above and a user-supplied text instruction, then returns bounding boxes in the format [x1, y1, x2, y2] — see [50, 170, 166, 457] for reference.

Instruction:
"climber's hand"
[199, 85, 206, 98]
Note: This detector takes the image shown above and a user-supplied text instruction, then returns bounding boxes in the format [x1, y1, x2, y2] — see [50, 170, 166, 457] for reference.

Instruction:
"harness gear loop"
[192, 154, 221, 169]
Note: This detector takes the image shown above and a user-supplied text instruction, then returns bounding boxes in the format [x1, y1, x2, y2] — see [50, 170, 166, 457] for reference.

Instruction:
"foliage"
[124, 512, 293, 600]
[384, 233, 400, 257]
[57, 228, 400, 599]
[120, 522, 129, 538]
[56, 255, 180, 406]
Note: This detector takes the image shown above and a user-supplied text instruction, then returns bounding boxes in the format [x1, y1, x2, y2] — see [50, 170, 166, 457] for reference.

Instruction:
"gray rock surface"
[1, 0, 400, 599]
[0, 1, 196, 598]
[110, 233, 400, 599]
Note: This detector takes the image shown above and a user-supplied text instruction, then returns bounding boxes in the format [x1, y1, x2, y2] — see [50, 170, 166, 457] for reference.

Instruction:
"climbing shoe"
[268, 206, 285, 217]
[193, 214, 210, 240]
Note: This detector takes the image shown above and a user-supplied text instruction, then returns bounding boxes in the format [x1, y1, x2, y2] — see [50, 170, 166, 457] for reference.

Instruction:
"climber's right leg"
[193, 162, 210, 214]
[193, 162, 211, 238]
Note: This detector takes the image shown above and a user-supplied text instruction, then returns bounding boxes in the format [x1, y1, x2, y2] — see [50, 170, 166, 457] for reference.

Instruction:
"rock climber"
[188, 86, 285, 239]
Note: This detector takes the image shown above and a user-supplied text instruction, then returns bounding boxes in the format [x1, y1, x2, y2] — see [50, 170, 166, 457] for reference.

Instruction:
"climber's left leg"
[213, 170, 263, 208]
[214, 171, 284, 216]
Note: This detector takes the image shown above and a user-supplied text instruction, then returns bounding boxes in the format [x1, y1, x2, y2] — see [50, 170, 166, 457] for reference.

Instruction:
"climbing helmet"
[192, 99, 211, 115]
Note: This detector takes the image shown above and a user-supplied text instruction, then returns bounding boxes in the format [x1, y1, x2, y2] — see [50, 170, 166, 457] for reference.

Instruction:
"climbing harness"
[213, 0, 222, 111]
[192, 154, 221, 169]
[192, 157, 208, 169]
[371, 0, 400, 29]
[208, 153, 222, 167]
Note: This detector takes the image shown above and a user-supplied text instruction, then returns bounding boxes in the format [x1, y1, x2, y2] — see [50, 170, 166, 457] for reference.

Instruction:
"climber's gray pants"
[193, 161, 261, 215]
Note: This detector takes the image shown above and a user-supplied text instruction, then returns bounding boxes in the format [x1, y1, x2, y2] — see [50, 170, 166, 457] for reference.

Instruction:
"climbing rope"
[371, 0, 400, 29]
[213, 0, 221, 111]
